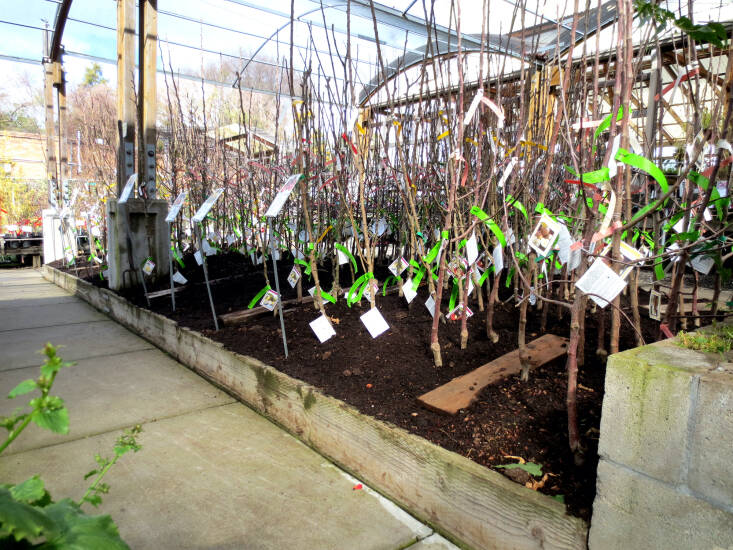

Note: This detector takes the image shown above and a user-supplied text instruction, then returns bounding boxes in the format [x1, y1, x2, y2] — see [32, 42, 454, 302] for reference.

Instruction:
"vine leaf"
[0, 486, 55, 542]
[40, 499, 130, 550]
[8, 380, 37, 399]
[9, 476, 46, 504]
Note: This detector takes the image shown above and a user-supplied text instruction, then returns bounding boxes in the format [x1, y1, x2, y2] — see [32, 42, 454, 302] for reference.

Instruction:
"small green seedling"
[677, 324, 733, 355]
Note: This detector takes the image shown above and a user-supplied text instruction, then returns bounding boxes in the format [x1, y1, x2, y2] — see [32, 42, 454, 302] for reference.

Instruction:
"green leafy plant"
[634, 0, 729, 48]
[677, 324, 733, 355]
[0, 344, 141, 548]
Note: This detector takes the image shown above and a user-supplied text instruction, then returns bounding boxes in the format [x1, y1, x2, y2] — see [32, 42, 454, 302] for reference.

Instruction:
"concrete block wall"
[590, 325, 733, 549]
[106, 198, 170, 290]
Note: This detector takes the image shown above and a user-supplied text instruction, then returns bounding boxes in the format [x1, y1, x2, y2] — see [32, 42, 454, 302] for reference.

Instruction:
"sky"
[1, 0, 732, 113]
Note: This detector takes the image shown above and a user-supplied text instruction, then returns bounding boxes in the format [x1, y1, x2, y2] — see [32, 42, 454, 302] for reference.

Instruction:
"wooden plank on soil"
[219, 295, 315, 325]
[418, 334, 569, 415]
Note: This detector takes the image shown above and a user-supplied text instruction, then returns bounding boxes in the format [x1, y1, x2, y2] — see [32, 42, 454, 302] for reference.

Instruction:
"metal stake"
[199, 226, 219, 331]
[168, 222, 176, 311]
[269, 219, 288, 358]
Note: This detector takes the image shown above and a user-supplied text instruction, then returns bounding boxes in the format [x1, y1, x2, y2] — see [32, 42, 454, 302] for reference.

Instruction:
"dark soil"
[53, 252, 691, 521]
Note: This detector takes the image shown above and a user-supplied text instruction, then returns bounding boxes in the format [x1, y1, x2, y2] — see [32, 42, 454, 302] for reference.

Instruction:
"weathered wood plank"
[418, 334, 569, 415]
[219, 296, 316, 325]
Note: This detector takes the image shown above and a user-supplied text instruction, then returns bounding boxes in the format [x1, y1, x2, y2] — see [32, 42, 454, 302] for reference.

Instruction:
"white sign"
[309, 314, 336, 343]
[172, 271, 188, 285]
[388, 257, 408, 277]
[287, 266, 301, 288]
[142, 259, 155, 276]
[265, 174, 301, 218]
[425, 295, 436, 318]
[165, 191, 188, 222]
[403, 278, 417, 304]
[260, 289, 280, 311]
[118, 174, 137, 204]
[202, 240, 217, 257]
[575, 258, 627, 308]
[360, 307, 390, 339]
[465, 232, 479, 266]
[528, 213, 561, 257]
[690, 254, 714, 275]
[192, 188, 224, 223]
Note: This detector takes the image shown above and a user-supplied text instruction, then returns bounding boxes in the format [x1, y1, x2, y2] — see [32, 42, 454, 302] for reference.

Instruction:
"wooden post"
[55, 62, 68, 192]
[138, 0, 158, 199]
[117, 0, 136, 197]
[43, 31, 57, 199]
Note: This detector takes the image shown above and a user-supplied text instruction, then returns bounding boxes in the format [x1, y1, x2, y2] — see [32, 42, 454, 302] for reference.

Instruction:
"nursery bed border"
[42, 265, 588, 550]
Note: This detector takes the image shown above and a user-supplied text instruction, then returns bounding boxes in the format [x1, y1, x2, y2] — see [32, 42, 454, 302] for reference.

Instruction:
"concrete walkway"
[0, 268, 456, 550]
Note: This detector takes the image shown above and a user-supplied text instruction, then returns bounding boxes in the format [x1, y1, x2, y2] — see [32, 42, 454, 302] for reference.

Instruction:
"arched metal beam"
[49, 0, 73, 62]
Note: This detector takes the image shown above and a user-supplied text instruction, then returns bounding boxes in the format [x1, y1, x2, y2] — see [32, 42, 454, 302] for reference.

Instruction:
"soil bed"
[55, 252, 684, 520]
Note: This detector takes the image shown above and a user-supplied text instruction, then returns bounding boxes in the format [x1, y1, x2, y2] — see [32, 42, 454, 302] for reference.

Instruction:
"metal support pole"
[168, 222, 176, 311]
[198, 226, 219, 331]
[269, 219, 288, 358]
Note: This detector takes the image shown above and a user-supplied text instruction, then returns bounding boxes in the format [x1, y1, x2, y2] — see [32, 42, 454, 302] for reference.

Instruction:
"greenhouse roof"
[1, 0, 731, 110]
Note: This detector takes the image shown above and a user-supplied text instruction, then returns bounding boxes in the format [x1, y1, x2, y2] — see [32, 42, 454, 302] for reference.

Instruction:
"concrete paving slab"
[0, 348, 235, 454]
[0, 320, 154, 371]
[0, 294, 79, 309]
[0, 279, 55, 286]
[0, 268, 44, 281]
[0, 300, 108, 331]
[0, 403, 430, 550]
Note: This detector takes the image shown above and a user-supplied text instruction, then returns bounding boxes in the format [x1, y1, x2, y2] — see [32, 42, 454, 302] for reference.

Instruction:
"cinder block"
[590, 460, 733, 550]
[599, 344, 696, 483]
[688, 371, 733, 507]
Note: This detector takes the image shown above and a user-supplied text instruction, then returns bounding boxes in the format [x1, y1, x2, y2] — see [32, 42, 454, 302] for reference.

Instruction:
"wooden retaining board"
[43, 266, 587, 550]
[418, 334, 570, 415]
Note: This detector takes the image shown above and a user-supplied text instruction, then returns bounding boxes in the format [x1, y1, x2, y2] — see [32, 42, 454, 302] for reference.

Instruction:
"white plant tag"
[265, 174, 301, 217]
[142, 259, 155, 275]
[425, 295, 436, 318]
[337, 248, 349, 265]
[226, 234, 236, 245]
[493, 245, 504, 273]
[165, 191, 187, 222]
[388, 257, 408, 277]
[557, 223, 573, 265]
[575, 258, 627, 308]
[465, 232, 479, 267]
[194, 251, 203, 266]
[202, 240, 217, 256]
[287, 266, 301, 288]
[529, 213, 561, 257]
[308, 285, 316, 297]
[360, 307, 390, 338]
[648, 289, 662, 320]
[118, 174, 136, 204]
[403, 278, 417, 304]
[260, 289, 280, 311]
[310, 314, 336, 343]
[192, 188, 224, 222]
[172, 271, 187, 285]
[672, 216, 687, 233]
[690, 255, 714, 275]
